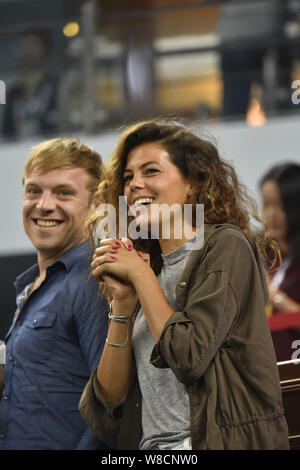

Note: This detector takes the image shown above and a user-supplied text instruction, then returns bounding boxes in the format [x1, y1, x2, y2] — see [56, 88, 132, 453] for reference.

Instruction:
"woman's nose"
[128, 174, 145, 189]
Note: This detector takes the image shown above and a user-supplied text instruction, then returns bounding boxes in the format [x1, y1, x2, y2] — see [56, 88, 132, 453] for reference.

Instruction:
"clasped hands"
[91, 238, 150, 301]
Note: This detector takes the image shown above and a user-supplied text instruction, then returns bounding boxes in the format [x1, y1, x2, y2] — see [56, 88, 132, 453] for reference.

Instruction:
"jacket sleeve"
[79, 368, 123, 450]
[150, 231, 262, 384]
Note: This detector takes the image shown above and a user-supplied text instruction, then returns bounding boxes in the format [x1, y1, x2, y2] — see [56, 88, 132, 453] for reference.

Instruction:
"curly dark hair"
[89, 119, 279, 273]
[260, 162, 300, 265]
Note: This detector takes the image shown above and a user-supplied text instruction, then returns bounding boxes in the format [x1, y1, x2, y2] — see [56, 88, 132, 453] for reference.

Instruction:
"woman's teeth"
[134, 197, 154, 207]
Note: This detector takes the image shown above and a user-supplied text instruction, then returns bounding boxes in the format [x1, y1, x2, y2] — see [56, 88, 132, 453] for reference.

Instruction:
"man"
[0, 138, 108, 449]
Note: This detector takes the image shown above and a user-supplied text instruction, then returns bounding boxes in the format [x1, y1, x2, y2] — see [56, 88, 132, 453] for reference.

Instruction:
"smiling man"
[0, 138, 108, 450]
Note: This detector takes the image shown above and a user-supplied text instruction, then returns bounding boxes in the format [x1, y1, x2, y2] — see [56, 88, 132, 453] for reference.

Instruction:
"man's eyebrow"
[24, 182, 40, 188]
[54, 184, 75, 189]
[24, 182, 76, 191]
[123, 161, 161, 174]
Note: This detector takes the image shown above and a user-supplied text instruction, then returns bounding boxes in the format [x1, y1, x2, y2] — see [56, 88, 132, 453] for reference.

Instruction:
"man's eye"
[26, 188, 40, 195]
[58, 190, 72, 196]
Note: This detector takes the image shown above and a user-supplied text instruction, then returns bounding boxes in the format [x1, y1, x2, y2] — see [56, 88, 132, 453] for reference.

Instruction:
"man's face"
[23, 167, 95, 261]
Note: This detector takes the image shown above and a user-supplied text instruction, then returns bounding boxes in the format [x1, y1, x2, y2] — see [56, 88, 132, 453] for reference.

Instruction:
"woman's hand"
[91, 238, 149, 301]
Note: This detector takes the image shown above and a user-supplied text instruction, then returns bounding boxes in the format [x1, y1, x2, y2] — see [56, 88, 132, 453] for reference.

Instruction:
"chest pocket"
[22, 311, 57, 361]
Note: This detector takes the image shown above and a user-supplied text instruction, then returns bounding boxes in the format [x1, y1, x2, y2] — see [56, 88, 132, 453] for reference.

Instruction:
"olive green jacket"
[79, 224, 289, 450]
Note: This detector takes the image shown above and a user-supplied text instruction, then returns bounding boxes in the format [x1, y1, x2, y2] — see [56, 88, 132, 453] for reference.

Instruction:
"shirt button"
[179, 281, 186, 288]
[3, 395, 8, 400]
[9, 356, 13, 362]
[33, 319, 37, 325]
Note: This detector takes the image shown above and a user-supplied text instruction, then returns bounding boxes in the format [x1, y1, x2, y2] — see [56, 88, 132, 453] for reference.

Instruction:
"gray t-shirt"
[132, 242, 192, 450]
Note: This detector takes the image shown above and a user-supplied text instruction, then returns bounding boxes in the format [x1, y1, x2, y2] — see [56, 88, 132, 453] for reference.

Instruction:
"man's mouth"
[33, 218, 63, 227]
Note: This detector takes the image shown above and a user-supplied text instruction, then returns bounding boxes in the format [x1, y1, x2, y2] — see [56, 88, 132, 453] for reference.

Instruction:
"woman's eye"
[123, 175, 133, 184]
[145, 168, 158, 175]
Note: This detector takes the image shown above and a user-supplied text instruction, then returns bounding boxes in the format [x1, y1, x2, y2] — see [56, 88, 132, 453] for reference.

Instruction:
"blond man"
[0, 138, 108, 449]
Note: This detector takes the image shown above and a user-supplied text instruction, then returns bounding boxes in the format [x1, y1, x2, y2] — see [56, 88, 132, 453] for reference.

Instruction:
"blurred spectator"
[260, 163, 300, 361]
[2, 29, 59, 139]
[218, 0, 293, 117]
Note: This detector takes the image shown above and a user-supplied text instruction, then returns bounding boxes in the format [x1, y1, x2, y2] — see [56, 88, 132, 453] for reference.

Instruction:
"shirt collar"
[14, 240, 91, 291]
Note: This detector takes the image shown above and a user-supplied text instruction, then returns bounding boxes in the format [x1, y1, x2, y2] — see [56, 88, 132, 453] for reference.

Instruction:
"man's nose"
[35, 192, 56, 211]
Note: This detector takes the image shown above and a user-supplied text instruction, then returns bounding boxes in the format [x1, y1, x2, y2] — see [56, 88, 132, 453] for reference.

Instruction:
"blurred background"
[1, 0, 300, 340]
[1, 0, 300, 136]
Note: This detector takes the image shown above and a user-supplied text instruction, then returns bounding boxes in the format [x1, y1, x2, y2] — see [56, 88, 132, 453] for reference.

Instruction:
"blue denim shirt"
[0, 241, 108, 449]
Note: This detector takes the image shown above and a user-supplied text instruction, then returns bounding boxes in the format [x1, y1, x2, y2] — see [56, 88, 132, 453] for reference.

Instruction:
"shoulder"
[183, 224, 263, 288]
[204, 222, 251, 244]
[180, 224, 267, 305]
[59, 249, 102, 309]
[190, 223, 256, 267]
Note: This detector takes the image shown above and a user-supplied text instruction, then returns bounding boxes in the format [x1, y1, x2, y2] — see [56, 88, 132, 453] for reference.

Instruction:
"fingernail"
[128, 244, 133, 251]
[112, 246, 119, 250]
[115, 241, 121, 246]
[110, 256, 117, 260]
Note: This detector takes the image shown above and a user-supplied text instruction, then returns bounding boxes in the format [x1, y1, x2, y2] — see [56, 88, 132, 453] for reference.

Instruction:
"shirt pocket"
[22, 311, 57, 361]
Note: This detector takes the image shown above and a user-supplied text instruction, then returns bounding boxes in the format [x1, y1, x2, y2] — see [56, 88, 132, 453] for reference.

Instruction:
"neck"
[158, 219, 196, 254]
[159, 237, 190, 254]
[36, 238, 86, 280]
[37, 251, 60, 283]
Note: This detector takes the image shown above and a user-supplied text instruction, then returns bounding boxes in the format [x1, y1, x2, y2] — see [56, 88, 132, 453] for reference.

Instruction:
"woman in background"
[79, 119, 289, 450]
[260, 163, 300, 361]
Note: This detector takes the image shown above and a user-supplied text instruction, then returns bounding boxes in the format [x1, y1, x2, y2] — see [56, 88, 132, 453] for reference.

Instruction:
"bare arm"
[269, 289, 300, 313]
[96, 298, 137, 404]
[92, 239, 140, 405]
[93, 239, 174, 344]
[92, 238, 176, 402]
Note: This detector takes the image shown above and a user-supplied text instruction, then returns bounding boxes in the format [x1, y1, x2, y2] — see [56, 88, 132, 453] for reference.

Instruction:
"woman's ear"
[186, 183, 194, 201]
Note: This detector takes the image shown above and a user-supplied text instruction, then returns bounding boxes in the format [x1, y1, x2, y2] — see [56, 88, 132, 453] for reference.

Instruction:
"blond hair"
[23, 137, 103, 200]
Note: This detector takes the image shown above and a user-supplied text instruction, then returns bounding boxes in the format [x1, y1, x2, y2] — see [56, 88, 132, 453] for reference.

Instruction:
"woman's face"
[261, 179, 287, 244]
[123, 142, 192, 236]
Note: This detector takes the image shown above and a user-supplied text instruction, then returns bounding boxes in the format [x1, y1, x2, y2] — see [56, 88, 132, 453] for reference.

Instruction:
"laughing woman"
[79, 120, 289, 450]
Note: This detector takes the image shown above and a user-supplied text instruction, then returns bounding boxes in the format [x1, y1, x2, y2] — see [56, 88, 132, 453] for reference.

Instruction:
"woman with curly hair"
[260, 163, 300, 361]
[79, 119, 289, 450]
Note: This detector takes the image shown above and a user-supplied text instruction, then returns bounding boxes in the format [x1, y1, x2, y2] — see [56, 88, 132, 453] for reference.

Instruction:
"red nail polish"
[112, 246, 119, 250]
[128, 244, 133, 251]
[115, 241, 121, 246]
[110, 256, 117, 260]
